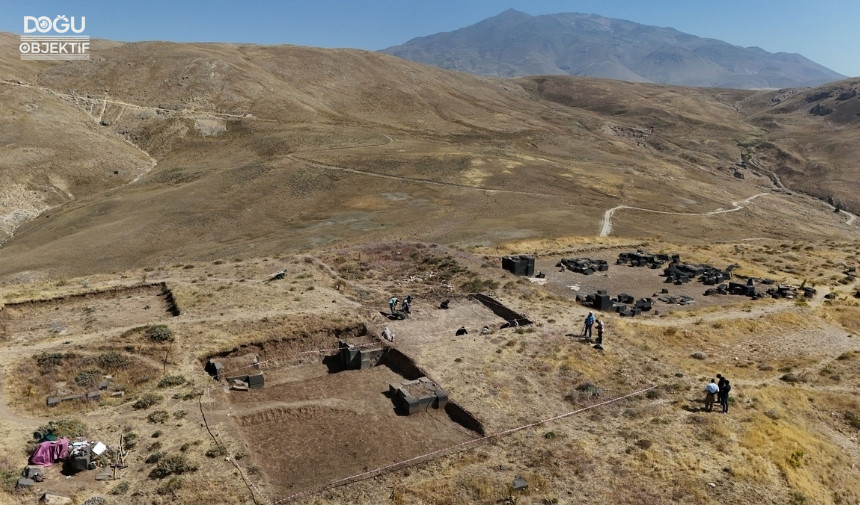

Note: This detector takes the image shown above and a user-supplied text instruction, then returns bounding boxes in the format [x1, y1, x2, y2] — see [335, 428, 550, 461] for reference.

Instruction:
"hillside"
[0, 37, 857, 281]
[382, 9, 846, 89]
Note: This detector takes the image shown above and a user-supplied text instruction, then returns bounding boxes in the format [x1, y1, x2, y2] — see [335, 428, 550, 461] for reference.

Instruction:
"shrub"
[36, 418, 87, 439]
[780, 373, 802, 383]
[133, 393, 163, 410]
[205, 446, 228, 458]
[145, 325, 174, 343]
[149, 454, 197, 479]
[788, 449, 804, 467]
[459, 278, 500, 292]
[147, 410, 170, 424]
[36, 352, 64, 367]
[157, 375, 186, 388]
[157, 476, 182, 495]
[74, 368, 103, 387]
[98, 351, 129, 369]
[123, 432, 138, 450]
[109, 481, 130, 495]
[145, 452, 164, 465]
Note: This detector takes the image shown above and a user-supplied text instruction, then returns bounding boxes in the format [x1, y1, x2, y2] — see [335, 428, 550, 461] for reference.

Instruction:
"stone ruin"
[662, 257, 736, 286]
[577, 290, 653, 317]
[47, 377, 123, 407]
[205, 358, 264, 391]
[557, 257, 609, 275]
[617, 250, 672, 269]
[389, 377, 448, 415]
[502, 255, 535, 277]
[338, 340, 384, 370]
[708, 279, 816, 300]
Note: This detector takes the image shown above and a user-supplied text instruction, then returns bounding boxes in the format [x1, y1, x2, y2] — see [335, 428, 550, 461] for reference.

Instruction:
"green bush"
[74, 368, 104, 387]
[98, 351, 130, 369]
[157, 375, 186, 388]
[36, 352, 64, 367]
[145, 325, 174, 343]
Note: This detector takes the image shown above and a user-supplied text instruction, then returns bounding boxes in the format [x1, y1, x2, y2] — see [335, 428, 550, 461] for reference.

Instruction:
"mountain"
[382, 9, 846, 89]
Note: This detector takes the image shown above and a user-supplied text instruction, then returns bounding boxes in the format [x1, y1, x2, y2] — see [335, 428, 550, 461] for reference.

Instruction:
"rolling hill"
[0, 35, 856, 281]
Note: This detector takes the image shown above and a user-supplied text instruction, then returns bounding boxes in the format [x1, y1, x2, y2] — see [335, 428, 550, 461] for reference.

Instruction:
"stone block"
[47, 397, 61, 407]
[23, 466, 44, 480]
[247, 373, 264, 389]
[594, 294, 613, 311]
[434, 391, 449, 409]
[86, 391, 101, 401]
[41, 492, 73, 505]
[16, 478, 34, 489]
[513, 476, 528, 490]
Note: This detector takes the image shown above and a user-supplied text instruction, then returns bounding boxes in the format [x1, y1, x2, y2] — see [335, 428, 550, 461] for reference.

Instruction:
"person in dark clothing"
[455, 326, 468, 336]
[720, 380, 731, 413]
[595, 319, 605, 345]
[440, 299, 450, 309]
[583, 311, 595, 339]
[716, 374, 727, 406]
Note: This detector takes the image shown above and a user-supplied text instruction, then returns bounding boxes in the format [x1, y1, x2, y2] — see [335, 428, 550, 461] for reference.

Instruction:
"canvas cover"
[29, 437, 69, 466]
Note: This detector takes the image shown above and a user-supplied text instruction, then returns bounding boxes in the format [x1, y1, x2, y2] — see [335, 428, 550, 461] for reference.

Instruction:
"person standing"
[583, 311, 595, 339]
[716, 374, 727, 406]
[595, 319, 605, 345]
[388, 296, 398, 314]
[704, 379, 719, 412]
[720, 380, 731, 413]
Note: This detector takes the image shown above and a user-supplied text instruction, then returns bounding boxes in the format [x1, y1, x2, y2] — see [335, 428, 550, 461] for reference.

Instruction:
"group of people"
[582, 311, 605, 346]
[388, 295, 413, 314]
[704, 374, 731, 413]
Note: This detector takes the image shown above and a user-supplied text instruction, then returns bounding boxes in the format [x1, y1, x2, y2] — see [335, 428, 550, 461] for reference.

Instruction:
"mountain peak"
[383, 11, 844, 88]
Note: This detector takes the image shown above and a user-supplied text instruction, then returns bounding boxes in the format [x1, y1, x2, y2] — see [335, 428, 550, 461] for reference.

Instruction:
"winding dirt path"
[599, 193, 770, 237]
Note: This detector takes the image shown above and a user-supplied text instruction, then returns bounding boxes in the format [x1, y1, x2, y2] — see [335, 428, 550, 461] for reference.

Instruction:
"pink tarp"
[29, 437, 69, 466]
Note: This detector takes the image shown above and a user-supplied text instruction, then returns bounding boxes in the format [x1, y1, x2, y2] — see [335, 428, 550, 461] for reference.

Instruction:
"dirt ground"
[215, 362, 477, 496]
[0, 283, 172, 344]
[0, 242, 857, 505]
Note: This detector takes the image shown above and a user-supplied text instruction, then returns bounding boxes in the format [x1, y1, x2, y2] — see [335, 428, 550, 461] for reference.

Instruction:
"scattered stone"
[23, 466, 44, 481]
[16, 477, 35, 489]
[513, 476, 528, 491]
[41, 492, 73, 505]
[557, 257, 609, 275]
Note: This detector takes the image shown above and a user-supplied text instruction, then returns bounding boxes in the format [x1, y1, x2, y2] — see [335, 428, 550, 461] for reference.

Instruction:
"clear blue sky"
[3, 0, 858, 77]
